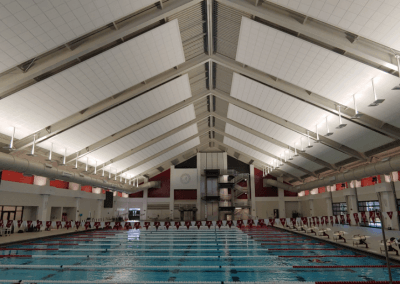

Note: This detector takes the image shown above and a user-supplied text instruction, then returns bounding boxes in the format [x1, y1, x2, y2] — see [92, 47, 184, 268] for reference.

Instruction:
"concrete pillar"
[344, 188, 358, 225]
[196, 153, 202, 220]
[376, 176, 399, 230]
[277, 177, 286, 218]
[250, 165, 256, 218]
[169, 165, 175, 221]
[37, 194, 49, 230]
[142, 177, 149, 221]
[95, 199, 102, 221]
[75, 197, 81, 222]
[308, 198, 314, 216]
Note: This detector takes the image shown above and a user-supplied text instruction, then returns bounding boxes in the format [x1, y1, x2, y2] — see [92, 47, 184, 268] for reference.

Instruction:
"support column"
[376, 176, 399, 230]
[142, 177, 149, 221]
[169, 165, 175, 221]
[196, 153, 202, 220]
[277, 177, 286, 218]
[75, 197, 81, 222]
[308, 198, 315, 217]
[37, 194, 49, 227]
[95, 199, 102, 221]
[250, 165, 256, 218]
[344, 188, 358, 225]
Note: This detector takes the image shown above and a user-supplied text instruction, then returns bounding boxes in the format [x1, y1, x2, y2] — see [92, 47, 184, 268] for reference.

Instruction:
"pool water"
[0, 226, 399, 283]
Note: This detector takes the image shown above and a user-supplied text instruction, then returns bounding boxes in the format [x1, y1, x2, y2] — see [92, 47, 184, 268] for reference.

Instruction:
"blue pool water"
[0, 227, 399, 283]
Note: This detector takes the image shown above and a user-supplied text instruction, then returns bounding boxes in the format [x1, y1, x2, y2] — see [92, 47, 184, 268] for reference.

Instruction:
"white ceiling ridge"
[218, 0, 398, 72]
[87, 113, 211, 175]
[212, 89, 368, 161]
[212, 127, 317, 177]
[210, 55, 400, 141]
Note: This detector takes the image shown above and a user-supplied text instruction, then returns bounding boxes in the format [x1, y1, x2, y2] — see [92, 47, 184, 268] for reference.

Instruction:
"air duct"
[0, 152, 160, 194]
[265, 155, 400, 193]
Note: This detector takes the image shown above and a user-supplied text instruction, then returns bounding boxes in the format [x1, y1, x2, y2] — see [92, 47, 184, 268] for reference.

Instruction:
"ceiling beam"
[64, 91, 210, 164]
[13, 55, 209, 152]
[0, 0, 203, 99]
[88, 113, 210, 175]
[217, 0, 398, 73]
[117, 131, 210, 176]
[212, 127, 318, 177]
[213, 113, 337, 171]
[212, 89, 367, 161]
[212, 54, 400, 141]
[213, 140, 301, 181]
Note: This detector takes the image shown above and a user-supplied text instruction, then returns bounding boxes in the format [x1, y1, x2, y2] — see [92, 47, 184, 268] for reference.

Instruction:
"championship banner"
[353, 213, 359, 224]
[134, 222, 141, 229]
[237, 220, 243, 228]
[6, 220, 13, 228]
[329, 216, 334, 225]
[335, 215, 339, 224]
[290, 218, 296, 226]
[196, 221, 202, 229]
[46, 221, 52, 229]
[84, 221, 91, 230]
[321, 217, 325, 225]
[280, 218, 286, 226]
[124, 222, 131, 230]
[36, 220, 42, 229]
[315, 217, 320, 226]
[56, 221, 62, 229]
[269, 218, 275, 226]
[227, 220, 233, 228]
[94, 222, 101, 229]
[217, 220, 223, 228]
[154, 221, 161, 230]
[301, 217, 307, 225]
[247, 219, 254, 228]
[75, 221, 81, 229]
[0, 220, 3, 227]
[257, 219, 265, 227]
[174, 222, 181, 229]
[206, 221, 212, 229]
[66, 221, 72, 229]
[144, 222, 150, 230]
[361, 212, 367, 223]
[114, 222, 121, 230]
[324, 216, 328, 224]
[104, 222, 111, 229]
[165, 221, 171, 230]
[387, 212, 393, 219]
[17, 220, 23, 228]
[346, 214, 351, 224]
[376, 211, 381, 219]
[369, 211, 375, 223]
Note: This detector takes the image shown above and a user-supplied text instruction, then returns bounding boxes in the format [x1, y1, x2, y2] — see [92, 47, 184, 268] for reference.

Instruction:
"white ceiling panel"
[227, 104, 350, 164]
[105, 124, 198, 173]
[0, 19, 185, 139]
[223, 136, 305, 177]
[40, 74, 192, 157]
[236, 17, 400, 128]
[0, 0, 160, 73]
[124, 137, 201, 177]
[266, 0, 400, 51]
[225, 123, 323, 172]
[230, 73, 393, 153]
[78, 105, 196, 166]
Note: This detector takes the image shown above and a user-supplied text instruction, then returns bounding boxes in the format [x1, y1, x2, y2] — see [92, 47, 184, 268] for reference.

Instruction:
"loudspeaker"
[104, 191, 113, 208]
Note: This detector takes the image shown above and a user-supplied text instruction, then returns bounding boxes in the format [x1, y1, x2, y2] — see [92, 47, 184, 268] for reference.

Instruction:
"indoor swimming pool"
[0, 227, 398, 283]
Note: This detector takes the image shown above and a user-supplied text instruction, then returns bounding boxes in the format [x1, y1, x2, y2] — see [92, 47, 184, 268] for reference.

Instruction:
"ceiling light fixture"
[288, 147, 293, 160]
[336, 105, 347, 129]
[294, 143, 299, 157]
[109, 168, 112, 179]
[3, 127, 15, 150]
[62, 148, 67, 165]
[280, 154, 283, 166]
[85, 157, 89, 172]
[73, 153, 79, 169]
[306, 130, 313, 148]
[46, 143, 53, 161]
[114, 169, 117, 181]
[27, 134, 37, 156]
[94, 161, 97, 175]
[299, 137, 305, 152]
[102, 167, 105, 177]
[368, 78, 385, 107]
[284, 151, 287, 162]
[351, 94, 363, 119]
[325, 117, 333, 136]
[315, 125, 320, 143]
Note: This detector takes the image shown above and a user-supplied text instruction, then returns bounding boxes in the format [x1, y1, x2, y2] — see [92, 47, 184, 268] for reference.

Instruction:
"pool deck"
[275, 224, 400, 263]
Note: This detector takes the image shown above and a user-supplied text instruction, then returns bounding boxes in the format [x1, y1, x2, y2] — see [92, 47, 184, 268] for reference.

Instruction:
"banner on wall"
[280, 218, 286, 226]
[369, 211, 375, 223]
[301, 217, 307, 225]
[227, 220, 233, 228]
[257, 219, 265, 227]
[174, 222, 180, 229]
[217, 220, 223, 228]
[269, 218, 275, 226]
[340, 215, 344, 224]
[353, 213, 359, 224]
[329, 216, 334, 225]
[206, 221, 212, 229]
[346, 214, 351, 224]
[17, 220, 23, 228]
[321, 217, 325, 225]
[361, 212, 367, 223]
[387, 212, 393, 219]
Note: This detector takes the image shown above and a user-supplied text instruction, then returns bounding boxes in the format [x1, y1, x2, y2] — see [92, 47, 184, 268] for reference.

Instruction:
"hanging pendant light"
[114, 169, 117, 181]
[368, 78, 385, 106]
[294, 143, 299, 157]
[314, 125, 320, 143]
[300, 137, 305, 152]
[46, 143, 53, 161]
[94, 161, 97, 175]
[27, 134, 37, 156]
[336, 105, 347, 129]
[62, 148, 67, 165]
[284, 151, 287, 162]
[3, 127, 16, 150]
[280, 154, 283, 166]
[306, 130, 313, 148]
[351, 94, 363, 119]
[109, 168, 112, 179]
[73, 153, 79, 169]
[325, 117, 333, 136]
[102, 166, 105, 177]
[288, 147, 293, 160]
[85, 157, 89, 172]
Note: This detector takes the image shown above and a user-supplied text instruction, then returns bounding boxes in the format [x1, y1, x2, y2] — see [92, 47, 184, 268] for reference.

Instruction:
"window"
[333, 202, 347, 216]
[358, 201, 381, 228]
[0, 206, 23, 221]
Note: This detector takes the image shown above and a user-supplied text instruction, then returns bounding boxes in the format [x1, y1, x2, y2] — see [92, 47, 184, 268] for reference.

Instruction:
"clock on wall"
[180, 173, 191, 184]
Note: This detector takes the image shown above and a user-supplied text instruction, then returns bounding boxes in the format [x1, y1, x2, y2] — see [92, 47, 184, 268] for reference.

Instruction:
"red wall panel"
[50, 180, 69, 189]
[254, 168, 278, 197]
[1, 170, 34, 184]
[129, 182, 144, 198]
[81, 185, 92, 193]
[305, 190, 309, 196]
[148, 169, 170, 198]
[174, 190, 197, 200]
[318, 187, 325, 193]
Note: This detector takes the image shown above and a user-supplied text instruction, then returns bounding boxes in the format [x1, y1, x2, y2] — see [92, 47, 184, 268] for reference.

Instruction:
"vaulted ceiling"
[1, 0, 400, 186]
